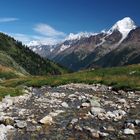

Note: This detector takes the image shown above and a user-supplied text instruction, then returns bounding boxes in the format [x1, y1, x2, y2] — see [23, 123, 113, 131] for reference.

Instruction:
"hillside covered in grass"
[0, 32, 68, 75]
[0, 65, 26, 80]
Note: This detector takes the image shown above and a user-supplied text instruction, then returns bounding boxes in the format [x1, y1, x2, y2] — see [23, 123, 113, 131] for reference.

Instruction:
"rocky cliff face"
[90, 27, 140, 68]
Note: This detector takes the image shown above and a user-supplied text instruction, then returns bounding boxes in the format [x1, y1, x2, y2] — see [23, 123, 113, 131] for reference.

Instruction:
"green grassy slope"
[0, 65, 27, 79]
[0, 32, 68, 75]
[0, 51, 28, 75]
[20, 64, 140, 90]
[0, 65, 27, 100]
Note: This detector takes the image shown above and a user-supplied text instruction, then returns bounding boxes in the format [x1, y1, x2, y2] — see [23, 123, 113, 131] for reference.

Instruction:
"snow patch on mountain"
[59, 44, 70, 53]
[32, 48, 37, 52]
[65, 32, 97, 41]
[50, 47, 55, 52]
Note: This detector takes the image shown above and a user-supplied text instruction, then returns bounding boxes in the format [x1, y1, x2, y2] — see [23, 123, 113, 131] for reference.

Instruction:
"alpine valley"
[0, 17, 140, 140]
[29, 17, 140, 71]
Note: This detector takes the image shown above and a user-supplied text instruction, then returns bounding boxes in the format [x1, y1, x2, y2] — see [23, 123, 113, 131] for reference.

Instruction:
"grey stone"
[15, 120, 27, 129]
[99, 132, 109, 137]
[70, 118, 78, 125]
[135, 120, 140, 126]
[123, 128, 135, 135]
[81, 102, 90, 108]
[61, 102, 69, 108]
[90, 97, 101, 107]
[91, 107, 105, 116]
[106, 126, 115, 132]
[118, 99, 127, 104]
[39, 115, 53, 125]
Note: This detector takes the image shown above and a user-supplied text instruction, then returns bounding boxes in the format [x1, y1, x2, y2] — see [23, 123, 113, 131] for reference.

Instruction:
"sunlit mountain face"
[29, 17, 140, 71]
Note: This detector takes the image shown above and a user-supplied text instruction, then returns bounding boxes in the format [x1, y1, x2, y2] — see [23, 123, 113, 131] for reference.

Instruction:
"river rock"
[61, 102, 69, 108]
[135, 120, 140, 126]
[99, 132, 109, 137]
[90, 97, 100, 107]
[118, 99, 127, 104]
[70, 118, 78, 125]
[39, 115, 53, 125]
[15, 120, 27, 129]
[106, 126, 115, 132]
[106, 111, 116, 118]
[91, 107, 105, 116]
[123, 128, 135, 135]
[81, 102, 90, 108]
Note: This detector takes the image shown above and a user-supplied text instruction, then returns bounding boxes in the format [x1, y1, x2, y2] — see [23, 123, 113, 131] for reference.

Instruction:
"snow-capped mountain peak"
[108, 17, 137, 40]
[65, 32, 97, 41]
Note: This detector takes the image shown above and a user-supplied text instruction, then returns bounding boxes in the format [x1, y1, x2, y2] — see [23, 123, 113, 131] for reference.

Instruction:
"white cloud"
[0, 17, 19, 23]
[10, 33, 32, 43]
[34, 23, 66, 37]
[1, 22, 66, 45]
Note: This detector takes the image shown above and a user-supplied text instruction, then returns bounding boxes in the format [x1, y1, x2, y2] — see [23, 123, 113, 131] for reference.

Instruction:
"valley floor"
[0, 83, 140, 140]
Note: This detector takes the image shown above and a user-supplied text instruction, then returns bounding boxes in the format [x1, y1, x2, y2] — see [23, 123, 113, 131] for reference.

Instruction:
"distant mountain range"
[0, 33, 67, 75]
[29, 17, 140, 71]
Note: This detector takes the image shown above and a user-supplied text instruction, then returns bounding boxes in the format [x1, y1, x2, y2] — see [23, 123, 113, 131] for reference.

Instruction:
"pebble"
[39, 115, 53, 125]
[81, 102, 90, 108]
[106, 126, 115, 132]
[61, 102, 69, 108]
[135, 120, 140, 126]
[90, 97, 101, 107]
[99, 132, 109, 137]
[118, 99, 127, 104]
[15, 120, 27, 129]
[70, 118, 78, 125]
[91, 107, 105, 116]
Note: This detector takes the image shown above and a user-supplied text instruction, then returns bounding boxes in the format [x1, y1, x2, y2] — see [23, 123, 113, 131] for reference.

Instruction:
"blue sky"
[0, 0, 139, 45]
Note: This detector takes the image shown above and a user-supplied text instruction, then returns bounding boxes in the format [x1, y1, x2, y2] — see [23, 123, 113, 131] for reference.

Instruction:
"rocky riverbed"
[0, 83, 140, 140]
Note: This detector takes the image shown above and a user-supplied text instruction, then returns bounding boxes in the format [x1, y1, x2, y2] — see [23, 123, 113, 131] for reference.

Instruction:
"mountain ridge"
[28, 17, 140, 71]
